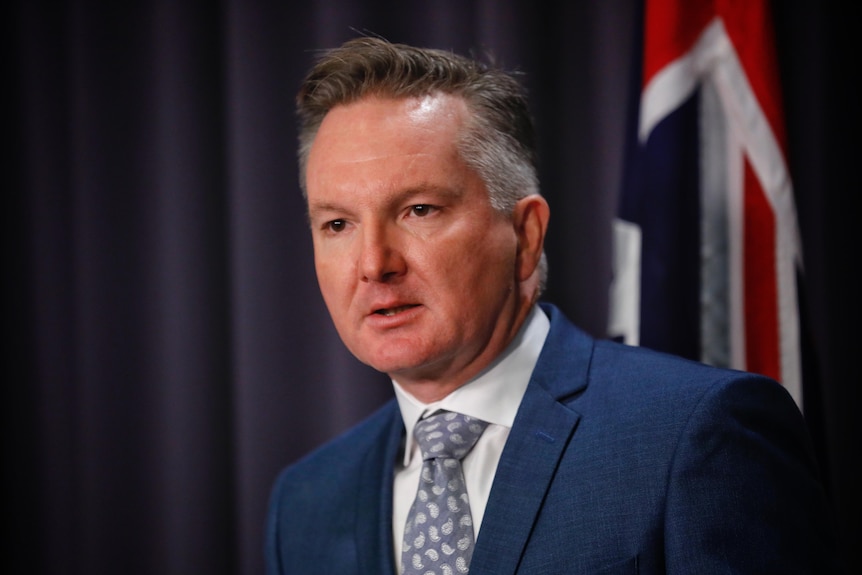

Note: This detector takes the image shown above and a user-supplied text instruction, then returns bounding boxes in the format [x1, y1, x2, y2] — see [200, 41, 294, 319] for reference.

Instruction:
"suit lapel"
[469, 385, 581, 575]
[469, 303, 593, 575]
[355, 404, 404, 575]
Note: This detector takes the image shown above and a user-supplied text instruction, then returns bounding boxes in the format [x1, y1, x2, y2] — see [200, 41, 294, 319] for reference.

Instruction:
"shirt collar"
[392, 304, 550, 467]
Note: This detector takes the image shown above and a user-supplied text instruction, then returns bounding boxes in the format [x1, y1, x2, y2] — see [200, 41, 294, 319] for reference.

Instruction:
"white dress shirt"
[391, 305, 550, 569]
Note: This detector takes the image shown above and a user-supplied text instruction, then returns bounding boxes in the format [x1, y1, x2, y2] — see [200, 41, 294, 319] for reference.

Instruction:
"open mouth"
[374, 304, 418, 317]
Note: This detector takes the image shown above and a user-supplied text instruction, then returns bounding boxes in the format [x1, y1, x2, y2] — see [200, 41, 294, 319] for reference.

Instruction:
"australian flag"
[608, 0, 804, 408]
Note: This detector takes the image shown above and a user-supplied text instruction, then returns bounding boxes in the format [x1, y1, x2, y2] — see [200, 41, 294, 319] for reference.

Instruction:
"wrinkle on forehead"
[324, 151, 443, 171]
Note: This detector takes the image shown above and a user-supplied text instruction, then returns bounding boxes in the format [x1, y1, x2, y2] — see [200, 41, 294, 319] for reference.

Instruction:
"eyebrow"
[308, 184, 464, 216]
[397, 184, 463, 203]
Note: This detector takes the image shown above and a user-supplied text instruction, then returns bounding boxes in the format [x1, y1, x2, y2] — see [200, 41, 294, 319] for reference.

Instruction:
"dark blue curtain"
[6, 1, 858, 574]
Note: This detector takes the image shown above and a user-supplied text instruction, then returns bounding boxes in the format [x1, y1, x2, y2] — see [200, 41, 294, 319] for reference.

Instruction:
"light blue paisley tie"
[401, 411, 489, 575]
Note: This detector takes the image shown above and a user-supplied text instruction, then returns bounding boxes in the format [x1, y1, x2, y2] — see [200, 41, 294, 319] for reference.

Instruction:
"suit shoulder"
[592, 337, 771, 387]
[538, 302, 797, 414]
[586, 337, 800, 419]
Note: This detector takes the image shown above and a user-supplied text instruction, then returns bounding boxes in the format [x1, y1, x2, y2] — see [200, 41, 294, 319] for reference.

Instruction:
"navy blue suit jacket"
[266, 304, 839, 574]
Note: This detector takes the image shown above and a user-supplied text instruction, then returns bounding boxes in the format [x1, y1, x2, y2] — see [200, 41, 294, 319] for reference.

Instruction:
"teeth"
[378, 305, 413, 316]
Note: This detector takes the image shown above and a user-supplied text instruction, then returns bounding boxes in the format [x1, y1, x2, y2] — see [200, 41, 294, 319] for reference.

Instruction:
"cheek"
[431, 230, 517, 293]
[433, 211, 511, 257]
[464, 220, 517, 264]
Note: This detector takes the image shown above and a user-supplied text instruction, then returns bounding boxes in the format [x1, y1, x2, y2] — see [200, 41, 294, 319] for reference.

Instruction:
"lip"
[364, 302, 423, 328]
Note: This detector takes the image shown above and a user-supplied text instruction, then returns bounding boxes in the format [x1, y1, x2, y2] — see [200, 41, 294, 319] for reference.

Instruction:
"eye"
[326, 219, 346, 232]
[409, 204, 435, 217]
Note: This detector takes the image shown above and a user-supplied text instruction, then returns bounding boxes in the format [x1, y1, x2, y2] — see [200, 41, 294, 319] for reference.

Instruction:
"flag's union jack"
[608, 0, 803, 407]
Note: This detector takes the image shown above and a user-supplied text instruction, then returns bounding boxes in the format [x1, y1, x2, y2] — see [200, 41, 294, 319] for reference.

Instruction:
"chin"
[365, 352, 430, 379]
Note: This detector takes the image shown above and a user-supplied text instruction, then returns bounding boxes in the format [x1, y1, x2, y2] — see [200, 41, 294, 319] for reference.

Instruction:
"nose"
[358, 223, 406, 283]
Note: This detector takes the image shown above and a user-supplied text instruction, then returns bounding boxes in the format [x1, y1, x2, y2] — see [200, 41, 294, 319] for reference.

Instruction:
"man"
[266, 37, 839, 574]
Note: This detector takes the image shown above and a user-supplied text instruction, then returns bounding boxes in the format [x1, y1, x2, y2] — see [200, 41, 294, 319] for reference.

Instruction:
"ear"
[512, 194, 550, 282]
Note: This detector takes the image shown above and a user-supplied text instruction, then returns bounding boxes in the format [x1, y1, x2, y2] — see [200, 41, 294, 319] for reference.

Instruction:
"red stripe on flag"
[718, 0, 788, 159]
[643, 0, 713, 87]
[743, 158, 780, 381]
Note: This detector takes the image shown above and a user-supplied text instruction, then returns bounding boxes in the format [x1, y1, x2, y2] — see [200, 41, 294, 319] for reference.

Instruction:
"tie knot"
[413, 411, 489, 462]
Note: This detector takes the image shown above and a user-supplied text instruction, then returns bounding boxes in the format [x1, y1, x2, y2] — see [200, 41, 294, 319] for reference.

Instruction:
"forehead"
[305, 94, 475, 199]
[310, 94, 467, 163]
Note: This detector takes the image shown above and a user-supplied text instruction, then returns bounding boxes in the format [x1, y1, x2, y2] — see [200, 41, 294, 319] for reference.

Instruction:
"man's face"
[305, 94, 527, 399]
